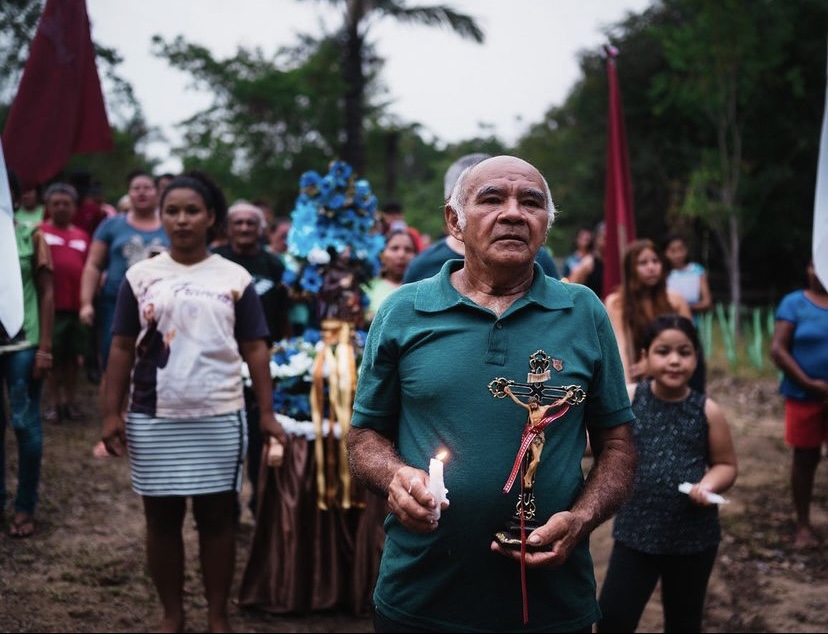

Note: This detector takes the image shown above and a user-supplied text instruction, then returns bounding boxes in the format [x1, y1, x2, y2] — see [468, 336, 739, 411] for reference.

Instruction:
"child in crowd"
[662, 232, 712, 325]
[598, 314, 738, 633]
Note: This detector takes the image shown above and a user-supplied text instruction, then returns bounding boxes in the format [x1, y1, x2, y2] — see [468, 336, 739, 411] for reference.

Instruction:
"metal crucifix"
[488, 350, 585, 551]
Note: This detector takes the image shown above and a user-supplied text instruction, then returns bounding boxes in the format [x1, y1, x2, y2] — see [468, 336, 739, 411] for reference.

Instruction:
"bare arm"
[573, 421, 637, 532]
[567, 254, 594, 285]
[668, 290, 693, 320]
[686, 397, 737, 505]
[604, 293, 633, 382]
[347, 427, 441, 532]
[239, 339, 287, 446]
[504, 385, 529, 411]
[770, 321, 828, 398]
[493, 421, 636, 568]
[101, 334, 135, 457]
[79, 240, 107, 326]
[693, 271, 713, 313]
[32, 257, 54, 381]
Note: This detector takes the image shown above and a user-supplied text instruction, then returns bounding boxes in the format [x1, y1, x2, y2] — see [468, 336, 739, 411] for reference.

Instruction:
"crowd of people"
[0, 151, 823, 633]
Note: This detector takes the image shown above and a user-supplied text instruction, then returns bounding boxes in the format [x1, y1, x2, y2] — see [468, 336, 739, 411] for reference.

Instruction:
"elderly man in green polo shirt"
[347, 155, 636, 633]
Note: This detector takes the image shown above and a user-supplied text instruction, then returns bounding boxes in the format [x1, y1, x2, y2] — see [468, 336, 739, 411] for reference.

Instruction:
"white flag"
[0, 140, 24, 339]
[813, 41, 828, 287]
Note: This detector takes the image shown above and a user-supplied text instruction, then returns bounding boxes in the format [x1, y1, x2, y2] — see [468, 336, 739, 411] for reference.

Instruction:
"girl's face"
[382, 232, 417, 279]
[161, 187, 214, 255]
[635, 247, 663, 287]
[644, 327, 697, 393]
[664, 239, 688, 269]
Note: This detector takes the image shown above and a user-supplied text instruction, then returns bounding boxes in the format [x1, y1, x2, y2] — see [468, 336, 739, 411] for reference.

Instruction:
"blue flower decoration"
[285, 160, 383, 323]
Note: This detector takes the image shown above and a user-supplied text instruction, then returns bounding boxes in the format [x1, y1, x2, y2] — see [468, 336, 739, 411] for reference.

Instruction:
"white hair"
[227, 199, 266, 229]
[443, 152, 491, 200]
[43, 182, 78, 204]
[447, 158, 556, 233]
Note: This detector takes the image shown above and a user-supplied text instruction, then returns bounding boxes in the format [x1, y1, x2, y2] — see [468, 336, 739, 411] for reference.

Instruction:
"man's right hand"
[388, 467, 446, 533]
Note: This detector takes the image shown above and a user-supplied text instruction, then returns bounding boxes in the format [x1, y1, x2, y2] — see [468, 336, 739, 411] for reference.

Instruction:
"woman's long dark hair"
[621, 239, 674, 354]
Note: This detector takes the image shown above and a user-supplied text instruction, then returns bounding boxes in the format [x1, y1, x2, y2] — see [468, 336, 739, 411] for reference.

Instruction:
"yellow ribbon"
[309, 319, 358, 510]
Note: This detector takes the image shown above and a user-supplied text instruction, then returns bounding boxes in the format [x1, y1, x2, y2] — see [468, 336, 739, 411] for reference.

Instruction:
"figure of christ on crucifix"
[503, 387, 567, 491]
[488, 350, 586, 551]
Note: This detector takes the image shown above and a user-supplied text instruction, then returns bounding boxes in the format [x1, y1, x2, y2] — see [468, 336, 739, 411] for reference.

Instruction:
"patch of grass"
[702, 305, 781, 382]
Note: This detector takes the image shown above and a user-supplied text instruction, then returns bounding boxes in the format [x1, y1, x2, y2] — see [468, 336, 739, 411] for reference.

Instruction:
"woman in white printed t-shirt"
[100, 171, 287, 633]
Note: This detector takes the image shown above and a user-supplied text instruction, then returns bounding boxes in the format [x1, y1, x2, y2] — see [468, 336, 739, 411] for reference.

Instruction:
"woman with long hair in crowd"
[604, 238, 694, 386]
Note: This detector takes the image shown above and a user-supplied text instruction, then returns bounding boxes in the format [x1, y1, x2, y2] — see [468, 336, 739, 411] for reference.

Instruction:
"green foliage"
[297, 0, 484, 170]
[152, 34, 350, 213]
[714, 302, 738, 365]
[707, 305, 780, 381]
[0, 0, 42, 104]
[515, 0, 826, 312]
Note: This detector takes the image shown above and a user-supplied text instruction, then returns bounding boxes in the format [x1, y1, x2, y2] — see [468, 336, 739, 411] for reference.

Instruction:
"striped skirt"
[125, 410, 248, 496]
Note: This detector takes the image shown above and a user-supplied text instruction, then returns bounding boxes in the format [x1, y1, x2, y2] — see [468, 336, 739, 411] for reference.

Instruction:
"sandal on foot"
[8, 514, 36, 538]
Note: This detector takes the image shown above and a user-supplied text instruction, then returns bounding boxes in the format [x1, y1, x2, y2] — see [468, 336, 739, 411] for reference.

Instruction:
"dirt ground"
[1, 372, 826, 633]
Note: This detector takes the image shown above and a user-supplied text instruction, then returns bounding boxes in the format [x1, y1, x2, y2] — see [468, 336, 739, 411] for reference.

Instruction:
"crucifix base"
[494, 516, 552, 552]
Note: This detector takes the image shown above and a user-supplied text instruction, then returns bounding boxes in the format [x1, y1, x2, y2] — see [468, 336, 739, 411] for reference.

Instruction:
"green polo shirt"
[352, 260, 634, 633]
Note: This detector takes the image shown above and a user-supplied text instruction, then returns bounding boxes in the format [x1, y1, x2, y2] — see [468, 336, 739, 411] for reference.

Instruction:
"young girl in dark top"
[597, 314, 738, 633]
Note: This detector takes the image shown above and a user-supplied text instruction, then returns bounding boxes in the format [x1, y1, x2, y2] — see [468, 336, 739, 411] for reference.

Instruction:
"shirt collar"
[413, 259, 574, 314]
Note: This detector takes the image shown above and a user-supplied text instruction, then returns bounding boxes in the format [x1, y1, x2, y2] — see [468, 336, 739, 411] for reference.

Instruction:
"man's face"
[21, 189, 39, 210]
[46, 192, 76, 227]
[228, 210, 262, 250]
[448, 157, 549, 270]
[128, 175, 158, 213]
[268, 222, 289, 253]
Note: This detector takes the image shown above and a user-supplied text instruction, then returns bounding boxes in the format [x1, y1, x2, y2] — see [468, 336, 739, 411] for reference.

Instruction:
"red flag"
[2, 0, 112, 191]
[602, 45, 636, 299]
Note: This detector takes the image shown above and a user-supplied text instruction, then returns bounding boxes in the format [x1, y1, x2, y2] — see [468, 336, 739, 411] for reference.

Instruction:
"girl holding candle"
[597, 314, 738, 633]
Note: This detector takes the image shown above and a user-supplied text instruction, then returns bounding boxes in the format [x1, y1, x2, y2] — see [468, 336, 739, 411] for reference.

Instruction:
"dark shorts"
[785, 398, 828, 448]
[52, 311, 88, 362]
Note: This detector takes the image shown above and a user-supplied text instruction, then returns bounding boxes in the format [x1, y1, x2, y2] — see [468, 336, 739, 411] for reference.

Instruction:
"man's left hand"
[490, 511, 582, 568]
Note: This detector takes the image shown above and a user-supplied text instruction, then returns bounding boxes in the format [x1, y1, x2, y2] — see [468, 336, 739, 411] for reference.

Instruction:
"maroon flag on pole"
[602, 45, 636, 299]
[2, 0, 112, 190]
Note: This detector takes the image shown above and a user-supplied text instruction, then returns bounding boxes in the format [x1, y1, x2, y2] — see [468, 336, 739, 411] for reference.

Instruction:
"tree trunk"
[383, 130, 399, 198]
[342, 21, 365, 172]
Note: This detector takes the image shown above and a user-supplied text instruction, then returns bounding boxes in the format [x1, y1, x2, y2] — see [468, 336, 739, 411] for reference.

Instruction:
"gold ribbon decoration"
[310, 319, 359, 510]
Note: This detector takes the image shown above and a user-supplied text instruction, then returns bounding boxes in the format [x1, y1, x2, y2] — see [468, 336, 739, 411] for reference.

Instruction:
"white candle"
[428, 451, 448, 519]
[678, 482, 729, 505]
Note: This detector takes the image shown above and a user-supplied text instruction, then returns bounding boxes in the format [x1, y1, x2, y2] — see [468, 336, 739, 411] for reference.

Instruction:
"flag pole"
[602, 44, 636, 299]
